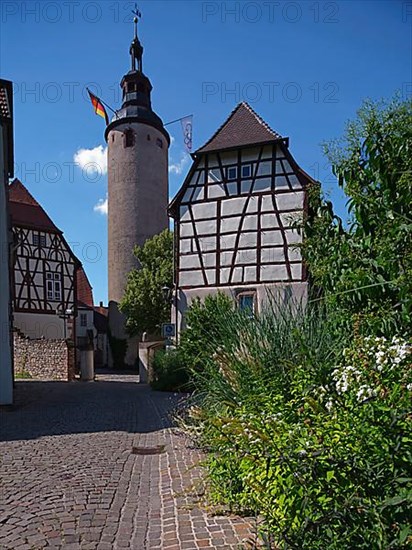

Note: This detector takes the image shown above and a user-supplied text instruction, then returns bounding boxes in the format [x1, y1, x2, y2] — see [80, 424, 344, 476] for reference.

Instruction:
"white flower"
[356, 385, 375, 402]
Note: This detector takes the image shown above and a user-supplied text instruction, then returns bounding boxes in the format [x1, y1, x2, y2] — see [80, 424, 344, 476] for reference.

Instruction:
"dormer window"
[227, 166, 237, 181]
[242, 164, 252, 178]
[33, 234, 46, 247]
[125, 129, 135, 148]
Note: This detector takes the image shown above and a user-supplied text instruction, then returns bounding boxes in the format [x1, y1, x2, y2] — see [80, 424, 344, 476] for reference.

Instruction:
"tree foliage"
[303, 96, 412, 335]
[119, 229, 173, 336]
[179, 292, 234, 373]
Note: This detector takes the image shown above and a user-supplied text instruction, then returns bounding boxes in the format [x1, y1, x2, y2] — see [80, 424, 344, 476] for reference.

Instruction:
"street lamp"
[162, 285, 173, 304]
[56, 307, 73, 339]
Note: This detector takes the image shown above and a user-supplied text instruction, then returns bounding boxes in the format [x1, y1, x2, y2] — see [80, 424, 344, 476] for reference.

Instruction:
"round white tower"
[105, 23, 169, 355]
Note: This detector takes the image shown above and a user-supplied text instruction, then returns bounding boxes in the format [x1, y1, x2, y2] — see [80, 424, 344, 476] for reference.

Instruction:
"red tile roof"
[8, 178, 59, 232]
[196, 102, 282, 153]
[76, 267, 94, 308]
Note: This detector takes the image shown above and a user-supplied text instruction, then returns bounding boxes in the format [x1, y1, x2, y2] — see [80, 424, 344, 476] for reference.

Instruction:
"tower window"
[124, 129, 135, 148]
[147, 134, 151, 141]
[156, 138, 163, 149]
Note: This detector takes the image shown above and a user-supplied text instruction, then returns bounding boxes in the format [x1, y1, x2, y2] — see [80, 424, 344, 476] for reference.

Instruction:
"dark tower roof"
[104, 20, 169, 144]
[196, 102, 283, 153]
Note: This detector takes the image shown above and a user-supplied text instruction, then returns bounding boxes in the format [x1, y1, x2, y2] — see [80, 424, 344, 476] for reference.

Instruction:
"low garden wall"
[13, 330, 75, 381]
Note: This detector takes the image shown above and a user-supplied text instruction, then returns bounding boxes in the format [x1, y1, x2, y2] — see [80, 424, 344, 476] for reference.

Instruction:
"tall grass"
[181, 294, 411, 549]
[190, 296, 348, 410]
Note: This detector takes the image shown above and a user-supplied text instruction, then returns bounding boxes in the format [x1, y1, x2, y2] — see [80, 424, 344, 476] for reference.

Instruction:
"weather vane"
[132, 4, 142, 39]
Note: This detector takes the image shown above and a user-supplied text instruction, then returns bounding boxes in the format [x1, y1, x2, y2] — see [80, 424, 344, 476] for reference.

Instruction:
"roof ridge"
[9, 178, 41, 206]
[196, 102, 282, 154]
[240, 101, 279, 137]
[196, 102, 244, 152]
[8, 178, 60, 233]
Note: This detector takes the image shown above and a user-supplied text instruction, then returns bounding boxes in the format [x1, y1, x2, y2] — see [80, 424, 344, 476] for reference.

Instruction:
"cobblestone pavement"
[0, 374, 260, 549]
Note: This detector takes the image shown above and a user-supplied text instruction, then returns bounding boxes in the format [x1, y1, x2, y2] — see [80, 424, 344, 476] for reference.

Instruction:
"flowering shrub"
[184, 310, 412, 549]
[326, 336, 411, 406]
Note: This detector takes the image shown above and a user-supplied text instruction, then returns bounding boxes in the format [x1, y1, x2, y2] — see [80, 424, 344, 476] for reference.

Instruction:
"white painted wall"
[0, 123, 13, 404]
[76, 309, 95, 339]
[14, 312, 66, 339]
[172, 283, 308, 335]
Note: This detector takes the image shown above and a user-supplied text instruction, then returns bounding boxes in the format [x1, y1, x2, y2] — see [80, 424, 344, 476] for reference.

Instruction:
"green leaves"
[119, 229, 173, 336]
[304, 96, 412, 336]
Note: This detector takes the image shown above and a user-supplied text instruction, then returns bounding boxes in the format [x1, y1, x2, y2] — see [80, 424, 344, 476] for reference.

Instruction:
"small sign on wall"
[161, 323, 176, 338]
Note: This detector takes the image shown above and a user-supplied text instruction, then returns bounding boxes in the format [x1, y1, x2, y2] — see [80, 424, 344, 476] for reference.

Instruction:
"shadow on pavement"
[0, 372, 186, 442]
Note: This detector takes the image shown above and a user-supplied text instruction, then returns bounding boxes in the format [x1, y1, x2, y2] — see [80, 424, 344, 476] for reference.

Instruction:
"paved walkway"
[0, 374, 259, 549]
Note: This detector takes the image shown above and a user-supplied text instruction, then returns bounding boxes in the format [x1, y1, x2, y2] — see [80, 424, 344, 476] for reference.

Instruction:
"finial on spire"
[130, 5, 143, 72]
[132, 4, 141, 39]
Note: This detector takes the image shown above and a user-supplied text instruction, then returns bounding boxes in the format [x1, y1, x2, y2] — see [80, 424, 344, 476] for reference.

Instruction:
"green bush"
[183, 303, 412, 548]
[151, 349, 190, 392]
[179, 292, 234, 374]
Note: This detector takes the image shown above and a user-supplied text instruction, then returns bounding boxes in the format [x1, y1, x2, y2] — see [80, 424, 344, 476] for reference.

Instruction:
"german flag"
[87, 89, 109, 125]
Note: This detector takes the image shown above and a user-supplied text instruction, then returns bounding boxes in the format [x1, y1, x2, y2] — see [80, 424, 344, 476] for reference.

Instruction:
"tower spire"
[130, 5, 143, 72]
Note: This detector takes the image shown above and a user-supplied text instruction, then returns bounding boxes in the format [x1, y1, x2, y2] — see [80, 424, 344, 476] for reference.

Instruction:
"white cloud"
[94, 194, 108, 215]
[169, 153, 190, 175]
[74, 145, 107, 176]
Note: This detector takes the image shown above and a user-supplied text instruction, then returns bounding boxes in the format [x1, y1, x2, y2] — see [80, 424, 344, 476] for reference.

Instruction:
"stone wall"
[13, 330, 74, 381]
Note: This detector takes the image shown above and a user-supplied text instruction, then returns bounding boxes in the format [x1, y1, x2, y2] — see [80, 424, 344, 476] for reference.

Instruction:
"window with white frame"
[241, 164, 252, 178]
[227, 166, 237, 180]
[46, 272, 62, 301]
[237, 292, 256, 315]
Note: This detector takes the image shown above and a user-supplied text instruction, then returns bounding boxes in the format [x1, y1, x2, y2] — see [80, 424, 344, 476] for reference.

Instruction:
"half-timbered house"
[8, 178, 80, 341]
[169, 102, 315, 332]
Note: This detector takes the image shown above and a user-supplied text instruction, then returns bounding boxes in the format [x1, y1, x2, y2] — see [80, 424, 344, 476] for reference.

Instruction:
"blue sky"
[2, 0, 411, 303]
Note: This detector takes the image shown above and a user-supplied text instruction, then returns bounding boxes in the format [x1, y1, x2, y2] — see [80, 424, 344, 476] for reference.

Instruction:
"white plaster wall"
[172, 282, 308, 336]
[76, 309, 95, 338]
[14, 312, 66, 339]
[0, 124, 13, 404]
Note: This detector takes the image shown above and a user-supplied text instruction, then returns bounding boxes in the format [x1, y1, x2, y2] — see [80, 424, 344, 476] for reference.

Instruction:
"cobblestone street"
[0, 374, 258, 550]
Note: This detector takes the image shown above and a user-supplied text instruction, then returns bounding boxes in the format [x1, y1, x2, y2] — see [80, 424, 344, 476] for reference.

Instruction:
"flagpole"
[164, 114, 193, 127]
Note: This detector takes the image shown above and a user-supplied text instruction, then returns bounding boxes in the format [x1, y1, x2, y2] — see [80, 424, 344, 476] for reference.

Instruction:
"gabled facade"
[169, 102, 315, 331]
[9, 179, 80, 340]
